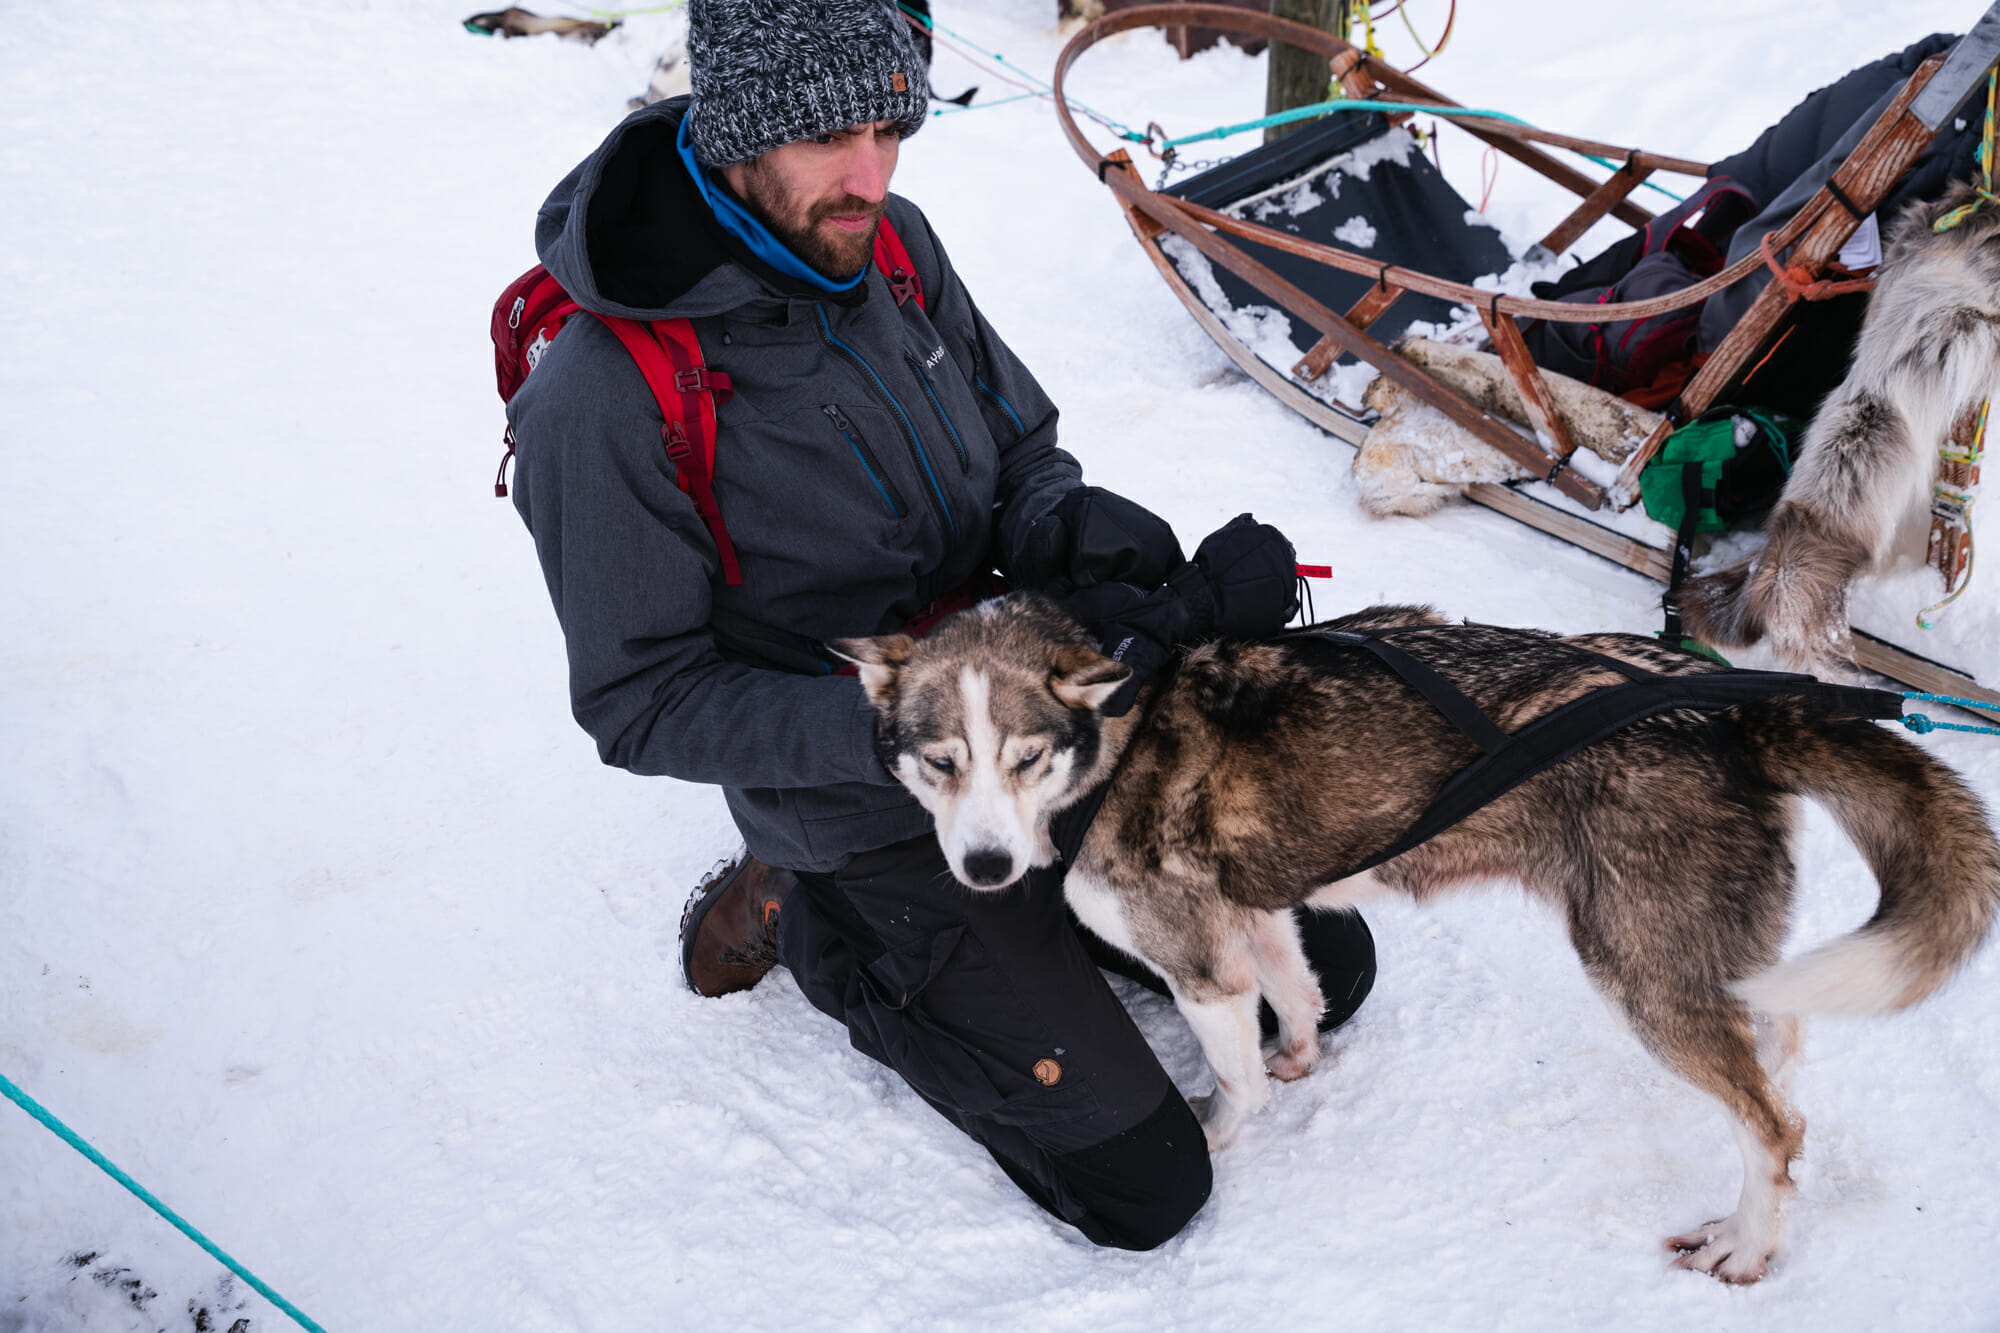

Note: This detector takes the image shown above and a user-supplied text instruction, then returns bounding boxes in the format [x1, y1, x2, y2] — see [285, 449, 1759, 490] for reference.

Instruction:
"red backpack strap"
[873, 216, 925, 312]
[600, 315, 744, 587]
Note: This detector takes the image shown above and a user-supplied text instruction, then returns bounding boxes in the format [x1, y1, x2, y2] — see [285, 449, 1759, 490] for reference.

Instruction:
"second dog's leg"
[1247, 909, 1325, 1081]
[1635, 997, 1803, 1284]
[1169, 951, 1268, 1152]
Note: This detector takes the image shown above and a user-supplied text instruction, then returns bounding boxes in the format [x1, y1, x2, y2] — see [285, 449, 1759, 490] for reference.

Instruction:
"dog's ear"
[1049, 642, 1131, 713]
[827, 634, 916, 707]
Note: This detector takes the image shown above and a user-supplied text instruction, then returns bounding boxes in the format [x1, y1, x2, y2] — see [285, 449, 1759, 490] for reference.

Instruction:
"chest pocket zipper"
[905, 350, 970, 472]
[823, 405, 908, 518]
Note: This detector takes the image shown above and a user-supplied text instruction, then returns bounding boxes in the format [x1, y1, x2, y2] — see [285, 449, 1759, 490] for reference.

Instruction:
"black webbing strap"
[1660, 464, 1706, 642]
[1315, 629, 1511, 752]
[1050, 779, 1111, 868]
[1309, 628, 1906, 878]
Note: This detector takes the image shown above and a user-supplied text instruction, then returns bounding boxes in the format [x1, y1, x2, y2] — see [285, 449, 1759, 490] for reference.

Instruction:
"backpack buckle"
[674, 367, 713, 394]
[888, 267, 922, 308]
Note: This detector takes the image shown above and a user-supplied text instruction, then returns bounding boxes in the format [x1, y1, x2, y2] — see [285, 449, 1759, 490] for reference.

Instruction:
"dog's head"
[831, 594, 1129, 891]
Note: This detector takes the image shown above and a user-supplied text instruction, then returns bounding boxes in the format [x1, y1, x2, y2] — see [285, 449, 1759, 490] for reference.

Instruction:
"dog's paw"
[1263, 1033, 1321, 1082]
[1666, 1217, 1775, 1284]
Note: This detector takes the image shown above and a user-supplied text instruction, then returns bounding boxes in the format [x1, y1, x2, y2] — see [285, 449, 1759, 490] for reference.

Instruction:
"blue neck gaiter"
[677, 117, 867, 294]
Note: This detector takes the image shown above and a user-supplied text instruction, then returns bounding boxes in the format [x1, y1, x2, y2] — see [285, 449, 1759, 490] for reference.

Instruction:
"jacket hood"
[534, 96, 865, 321]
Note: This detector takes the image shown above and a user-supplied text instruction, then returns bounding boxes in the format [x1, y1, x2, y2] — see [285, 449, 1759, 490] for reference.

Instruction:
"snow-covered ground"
[4, 2, 1997, 1329]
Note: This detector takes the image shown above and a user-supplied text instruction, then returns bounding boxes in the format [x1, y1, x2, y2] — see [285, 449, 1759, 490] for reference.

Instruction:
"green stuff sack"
[1647, 405, 1800, 655]
[1641, 405, 1799, 532]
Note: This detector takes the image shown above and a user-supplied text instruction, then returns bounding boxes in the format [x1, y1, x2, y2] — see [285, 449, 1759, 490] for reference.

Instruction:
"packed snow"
[4, 2, 1998, 1329]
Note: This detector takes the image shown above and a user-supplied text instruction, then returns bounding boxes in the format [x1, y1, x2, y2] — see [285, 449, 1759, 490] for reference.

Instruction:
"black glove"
[1059, 580, 1191, 718]
[1168, 514, 1300, 640]
[1014, 487, 1185, 596]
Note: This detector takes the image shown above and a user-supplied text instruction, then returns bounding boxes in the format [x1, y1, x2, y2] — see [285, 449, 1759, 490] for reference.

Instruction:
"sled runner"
[1053, 2, 2000, 715]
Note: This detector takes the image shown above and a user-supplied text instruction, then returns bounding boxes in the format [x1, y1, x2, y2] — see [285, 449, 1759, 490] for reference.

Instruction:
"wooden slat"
[1126, 183, 1607, 508]
[1481, 308, 1577, 464]
[1293, 280, 1404, 381]
[1538, 159, 1654, 257]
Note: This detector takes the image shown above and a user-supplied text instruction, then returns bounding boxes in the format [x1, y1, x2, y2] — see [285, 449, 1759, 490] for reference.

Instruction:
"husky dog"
[834, 594, 1999, 1283]
[1682, 181, 2000, 676]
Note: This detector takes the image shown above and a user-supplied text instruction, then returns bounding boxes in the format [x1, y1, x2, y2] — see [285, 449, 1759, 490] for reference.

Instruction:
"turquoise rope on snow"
[1900, 693, 2000, 737]
[0, 1071, 326, 1333]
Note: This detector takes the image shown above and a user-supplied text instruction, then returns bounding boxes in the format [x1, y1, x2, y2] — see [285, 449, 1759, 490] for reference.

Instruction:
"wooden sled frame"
[1053, 2, 2000, 715]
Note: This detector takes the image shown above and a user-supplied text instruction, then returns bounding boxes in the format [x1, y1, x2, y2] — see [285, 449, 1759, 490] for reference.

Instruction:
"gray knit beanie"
[686, 0, 930, 168]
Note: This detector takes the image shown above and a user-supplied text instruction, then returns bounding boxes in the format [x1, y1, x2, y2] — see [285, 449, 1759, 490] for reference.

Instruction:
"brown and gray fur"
[835, 594, 2000, 1284]
[1683, 182, 2000, 676]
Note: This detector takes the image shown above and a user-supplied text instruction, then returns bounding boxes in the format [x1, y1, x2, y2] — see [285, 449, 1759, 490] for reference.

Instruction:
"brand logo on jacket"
[925, 345, 945, 369]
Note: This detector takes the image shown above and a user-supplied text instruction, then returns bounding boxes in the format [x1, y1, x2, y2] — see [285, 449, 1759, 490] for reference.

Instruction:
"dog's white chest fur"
[1062, 864, 1146, 963]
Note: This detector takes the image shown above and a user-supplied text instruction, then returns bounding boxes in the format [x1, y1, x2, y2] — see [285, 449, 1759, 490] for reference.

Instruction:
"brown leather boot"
[679, 851, 798, 997]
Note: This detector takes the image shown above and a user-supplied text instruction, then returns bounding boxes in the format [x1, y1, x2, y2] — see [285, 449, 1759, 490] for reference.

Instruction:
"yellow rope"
[1935, 69, 1998, 232]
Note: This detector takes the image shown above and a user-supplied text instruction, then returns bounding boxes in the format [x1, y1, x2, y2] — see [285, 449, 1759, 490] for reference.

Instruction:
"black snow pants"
[779, 833, 1376, 1251]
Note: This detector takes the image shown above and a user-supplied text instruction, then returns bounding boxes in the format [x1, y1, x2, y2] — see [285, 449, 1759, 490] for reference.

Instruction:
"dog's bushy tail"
[1736, 704, 2000, 1017]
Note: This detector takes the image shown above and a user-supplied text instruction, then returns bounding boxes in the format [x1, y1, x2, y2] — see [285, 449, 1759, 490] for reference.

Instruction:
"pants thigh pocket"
[860, 926, 1105, 1130]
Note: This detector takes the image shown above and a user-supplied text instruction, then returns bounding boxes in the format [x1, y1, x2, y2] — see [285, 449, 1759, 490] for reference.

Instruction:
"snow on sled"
[1054, 2, 2000, 716]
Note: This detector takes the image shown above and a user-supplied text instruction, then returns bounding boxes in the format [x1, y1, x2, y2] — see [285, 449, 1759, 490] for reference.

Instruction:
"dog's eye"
[1015, 750, 1043, 771]
[926, 755, 956, 775]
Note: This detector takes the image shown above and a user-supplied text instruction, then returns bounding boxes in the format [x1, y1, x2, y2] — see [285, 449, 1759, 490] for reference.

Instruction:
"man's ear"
[1050, 642, 1132, 713]
[827, 634, 916, 708]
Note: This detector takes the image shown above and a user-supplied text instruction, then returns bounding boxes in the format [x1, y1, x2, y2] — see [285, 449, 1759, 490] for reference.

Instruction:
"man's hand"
[1016, 487, 1185, 595]
[1171, 514, 1300, 640]
[1059, 514, 1299, 717]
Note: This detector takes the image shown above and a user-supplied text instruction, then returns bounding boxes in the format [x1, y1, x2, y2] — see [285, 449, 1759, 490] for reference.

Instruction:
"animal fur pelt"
[1354, 339, 1663, 517]
[464, 9, 616, 44]
[837, 593, 2000, 1282]
[1681, 180, 2000, 676]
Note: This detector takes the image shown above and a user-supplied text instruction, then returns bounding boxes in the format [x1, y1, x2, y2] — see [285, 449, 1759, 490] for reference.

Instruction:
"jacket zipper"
[905, 350, 970, 472]
[815, 305, 956, 539]
[967, 339, 1027, 438]
[822, 405, 907, 518]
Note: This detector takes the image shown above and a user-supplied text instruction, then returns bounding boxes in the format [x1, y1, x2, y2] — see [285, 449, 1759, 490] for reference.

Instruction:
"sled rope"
[1757, 229, 1877, 300]
[1934, 69, 1998, 233]
[1154, 97, 1685, 202]
[0, 1071, 326, 1333]
[1899, 693, 2000, 737]
[1389, 0, 1457, 74]
[895, 3, 1150, 145]
[584, 2, 683, 17]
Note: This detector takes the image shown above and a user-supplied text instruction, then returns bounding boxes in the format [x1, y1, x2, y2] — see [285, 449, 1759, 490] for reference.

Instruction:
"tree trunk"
[1265, 0, 1339, 144]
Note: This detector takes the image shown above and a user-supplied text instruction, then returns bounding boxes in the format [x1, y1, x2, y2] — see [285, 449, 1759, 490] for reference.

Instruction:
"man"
[508, 0, 1375, 1250]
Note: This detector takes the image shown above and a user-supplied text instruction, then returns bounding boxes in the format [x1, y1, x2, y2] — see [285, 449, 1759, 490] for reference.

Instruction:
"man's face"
[720, 121, 903, 279]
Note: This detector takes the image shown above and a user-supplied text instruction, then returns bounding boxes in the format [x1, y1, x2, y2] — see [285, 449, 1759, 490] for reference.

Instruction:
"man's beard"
[737, 164, 884, 279]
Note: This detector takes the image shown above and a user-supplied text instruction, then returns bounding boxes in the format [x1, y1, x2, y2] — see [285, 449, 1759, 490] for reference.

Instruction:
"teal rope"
[0, 1071, 326, 1333]
[1160, 97, 1685, 203]
[895, 1, 1149, 143]
[1901, 692, 2000, 737]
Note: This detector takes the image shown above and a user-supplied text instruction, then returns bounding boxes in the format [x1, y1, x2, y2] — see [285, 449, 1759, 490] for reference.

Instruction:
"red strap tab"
[873, 217, 925, 312]
[1296, 564, 1333, 579]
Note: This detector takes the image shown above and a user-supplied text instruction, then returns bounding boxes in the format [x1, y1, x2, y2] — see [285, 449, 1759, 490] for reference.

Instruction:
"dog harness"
[1315, 625, 1905, 877]
[1049, 624, 1907, 876]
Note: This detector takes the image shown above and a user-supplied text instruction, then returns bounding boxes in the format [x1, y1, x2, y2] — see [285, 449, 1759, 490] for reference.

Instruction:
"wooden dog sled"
[1053, 3, 2000, 715]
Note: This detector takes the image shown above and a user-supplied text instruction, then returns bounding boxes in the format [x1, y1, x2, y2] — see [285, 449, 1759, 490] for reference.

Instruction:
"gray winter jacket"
[508, 98, 1084, 871]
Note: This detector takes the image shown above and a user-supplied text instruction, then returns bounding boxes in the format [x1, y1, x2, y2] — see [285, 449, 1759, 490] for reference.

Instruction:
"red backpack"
[491, 220, 925, 587]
